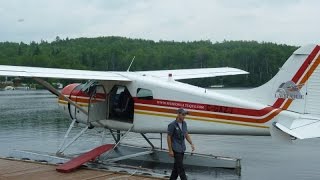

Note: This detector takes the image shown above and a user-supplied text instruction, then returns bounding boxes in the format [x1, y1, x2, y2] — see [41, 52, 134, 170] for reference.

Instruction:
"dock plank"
[0, 160, 43, 175]
[0, 158, 163, 180]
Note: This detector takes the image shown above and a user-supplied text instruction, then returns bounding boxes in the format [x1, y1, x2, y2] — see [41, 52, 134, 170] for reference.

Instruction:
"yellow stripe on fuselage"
[58, 99, 89, 107]
[134, 110, 269, 129]
[58, 100, 268, 128]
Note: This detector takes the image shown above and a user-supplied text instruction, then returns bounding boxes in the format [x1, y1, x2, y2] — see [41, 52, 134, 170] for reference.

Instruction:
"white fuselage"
[58, 72, 300, 136]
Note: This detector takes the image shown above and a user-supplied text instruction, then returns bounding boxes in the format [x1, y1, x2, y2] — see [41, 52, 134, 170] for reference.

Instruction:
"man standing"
[167, 108, 195, 180]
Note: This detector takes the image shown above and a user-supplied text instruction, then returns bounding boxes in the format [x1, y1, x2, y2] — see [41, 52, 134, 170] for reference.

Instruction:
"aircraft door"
[66, 84, 86, 122]
[87, 85, 107, 123]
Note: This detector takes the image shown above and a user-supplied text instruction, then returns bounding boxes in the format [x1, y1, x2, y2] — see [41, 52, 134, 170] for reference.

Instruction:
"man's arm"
[186, 133, 195, 152]
[167, 134, 174, 157]
[167, 123, 175, 157]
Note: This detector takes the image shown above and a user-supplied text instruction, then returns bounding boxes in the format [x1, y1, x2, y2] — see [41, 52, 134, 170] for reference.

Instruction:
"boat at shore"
[3, 86, 15, 91]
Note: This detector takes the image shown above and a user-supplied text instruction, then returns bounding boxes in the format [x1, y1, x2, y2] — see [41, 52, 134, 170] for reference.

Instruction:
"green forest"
[0, 36, 297, 87]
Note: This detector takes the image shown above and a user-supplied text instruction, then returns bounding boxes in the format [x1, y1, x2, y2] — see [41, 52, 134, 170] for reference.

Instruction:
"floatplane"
[0, 44, 320, 173]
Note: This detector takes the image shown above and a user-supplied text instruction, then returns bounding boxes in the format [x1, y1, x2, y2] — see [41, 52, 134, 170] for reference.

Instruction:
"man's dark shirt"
[168, 120, 188, 153]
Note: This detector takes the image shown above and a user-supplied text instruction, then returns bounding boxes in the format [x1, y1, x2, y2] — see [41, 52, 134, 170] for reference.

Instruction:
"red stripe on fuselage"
[134, 98, 275, 117]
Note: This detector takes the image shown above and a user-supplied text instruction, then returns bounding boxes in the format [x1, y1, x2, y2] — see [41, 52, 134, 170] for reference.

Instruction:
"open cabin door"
[108, 85, 134, 123]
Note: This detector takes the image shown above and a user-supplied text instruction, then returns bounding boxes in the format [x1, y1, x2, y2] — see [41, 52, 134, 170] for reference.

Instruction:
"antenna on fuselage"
[127, 56, 135, 72]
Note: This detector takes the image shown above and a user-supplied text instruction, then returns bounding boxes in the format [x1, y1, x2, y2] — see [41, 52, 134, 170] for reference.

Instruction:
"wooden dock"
[0, 158, 165, 180]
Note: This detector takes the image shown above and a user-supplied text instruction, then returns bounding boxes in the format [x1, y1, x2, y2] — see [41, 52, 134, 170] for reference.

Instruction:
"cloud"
[0, 0, 319, 45]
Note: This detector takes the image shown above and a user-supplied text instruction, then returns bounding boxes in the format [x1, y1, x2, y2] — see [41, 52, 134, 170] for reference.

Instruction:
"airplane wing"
[274, 115, 320, 139]
[136, 67, 248, 80]
[0, 65, 131, 81]
[0, 65, 247, 81]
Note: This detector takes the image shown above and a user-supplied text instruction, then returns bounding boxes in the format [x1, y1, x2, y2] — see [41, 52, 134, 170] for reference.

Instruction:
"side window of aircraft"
[137, 88, 153, 100]
[81, 80, 98, 96]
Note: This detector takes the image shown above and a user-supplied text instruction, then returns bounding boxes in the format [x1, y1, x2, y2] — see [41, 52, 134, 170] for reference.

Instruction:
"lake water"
[1, 90, 320, 180]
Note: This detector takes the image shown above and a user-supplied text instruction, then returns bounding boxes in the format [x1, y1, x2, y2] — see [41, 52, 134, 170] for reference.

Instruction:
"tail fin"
[250, 44, 320, 115]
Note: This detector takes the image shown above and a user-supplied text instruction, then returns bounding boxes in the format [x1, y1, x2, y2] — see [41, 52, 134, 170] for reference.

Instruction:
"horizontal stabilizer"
[137, 67, 248, 80]
[0, 65, 131, 81]
[274, 116, 320, 139]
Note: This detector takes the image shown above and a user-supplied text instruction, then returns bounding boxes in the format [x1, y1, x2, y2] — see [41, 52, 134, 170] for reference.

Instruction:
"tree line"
[0, 36, 297, 87]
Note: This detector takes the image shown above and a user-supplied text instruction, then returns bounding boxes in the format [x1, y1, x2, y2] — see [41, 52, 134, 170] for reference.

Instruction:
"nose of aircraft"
[60, 83, 81, 96]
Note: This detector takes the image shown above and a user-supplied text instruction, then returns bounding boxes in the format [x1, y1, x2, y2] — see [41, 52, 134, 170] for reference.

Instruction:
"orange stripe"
[299, 53, 320, 85]
[58, 100, 89, 107]
[58, 97, 105, 103]
[135, 110, 269, 128]
[278, 54, 320, 112]
[135, 104, 280, 123]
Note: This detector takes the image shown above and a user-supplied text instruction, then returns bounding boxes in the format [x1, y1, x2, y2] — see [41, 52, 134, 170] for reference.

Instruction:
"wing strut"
[33, 77, 88, 115]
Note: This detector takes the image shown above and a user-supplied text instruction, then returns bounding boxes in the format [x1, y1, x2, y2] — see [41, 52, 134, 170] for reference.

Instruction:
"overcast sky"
[0, 0, 319, 46]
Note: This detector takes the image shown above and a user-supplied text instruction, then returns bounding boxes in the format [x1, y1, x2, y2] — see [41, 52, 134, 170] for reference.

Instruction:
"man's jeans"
[170, 151, 187, 180]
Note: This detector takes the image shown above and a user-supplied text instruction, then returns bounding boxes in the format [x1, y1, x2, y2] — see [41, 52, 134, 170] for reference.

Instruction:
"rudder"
[249, 44, 320, 115]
